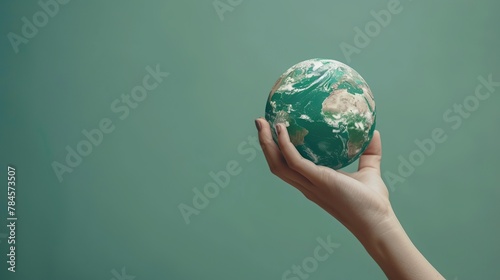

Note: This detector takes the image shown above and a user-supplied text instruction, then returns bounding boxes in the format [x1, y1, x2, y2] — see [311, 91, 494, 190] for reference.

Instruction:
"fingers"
[275, 123, 329, 185]
[256, 119, 355, 216]
[255, 119, 314, 190]
[358, 130, 382, 174]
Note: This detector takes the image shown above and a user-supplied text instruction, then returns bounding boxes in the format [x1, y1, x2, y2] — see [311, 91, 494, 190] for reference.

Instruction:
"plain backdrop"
[1, 0, 499, 279]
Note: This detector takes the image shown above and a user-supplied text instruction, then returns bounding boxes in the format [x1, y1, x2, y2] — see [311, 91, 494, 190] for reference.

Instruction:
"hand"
[255, 118, 444, 280]
[255, 118, 392, 239]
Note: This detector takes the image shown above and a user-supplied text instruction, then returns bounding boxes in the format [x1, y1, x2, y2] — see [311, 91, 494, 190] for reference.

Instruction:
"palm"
[345, 169, 389, 197]
[314, 167, 390, 232]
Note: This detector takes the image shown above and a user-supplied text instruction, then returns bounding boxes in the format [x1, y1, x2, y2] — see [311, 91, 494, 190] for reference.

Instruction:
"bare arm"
[255, 119, 444, 280]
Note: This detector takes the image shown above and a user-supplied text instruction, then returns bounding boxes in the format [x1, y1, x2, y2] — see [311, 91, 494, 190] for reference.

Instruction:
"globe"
[265, 58, 376, 169]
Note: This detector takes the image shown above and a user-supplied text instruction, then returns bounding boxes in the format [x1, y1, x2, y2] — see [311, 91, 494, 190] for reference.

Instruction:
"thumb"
[357, 130, 382, 173]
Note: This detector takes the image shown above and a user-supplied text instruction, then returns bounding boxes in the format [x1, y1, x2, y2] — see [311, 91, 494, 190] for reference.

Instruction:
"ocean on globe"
[265, 58, 376, 169]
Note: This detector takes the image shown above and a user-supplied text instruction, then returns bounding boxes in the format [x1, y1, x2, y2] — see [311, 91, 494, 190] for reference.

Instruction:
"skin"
[255, 118, 444, 280]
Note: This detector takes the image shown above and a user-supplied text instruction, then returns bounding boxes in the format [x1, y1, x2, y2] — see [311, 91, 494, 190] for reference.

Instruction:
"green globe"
[265, 58, 376, 169]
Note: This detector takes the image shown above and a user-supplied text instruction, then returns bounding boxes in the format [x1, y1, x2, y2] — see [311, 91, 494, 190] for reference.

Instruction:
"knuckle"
[288, 158, 303, 171]
[301, 191, 315, 202]
[269, 165, 282, 175]
[259, 138, 274, 149]
[302, 192, 312, 200]
[317, 168, 331, 183]
[258, 137, 266, 147]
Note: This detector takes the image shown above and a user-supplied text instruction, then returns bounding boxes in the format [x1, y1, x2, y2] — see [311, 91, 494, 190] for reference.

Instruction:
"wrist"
[351, 209, 444, 279]
[353, 207, 405, 250]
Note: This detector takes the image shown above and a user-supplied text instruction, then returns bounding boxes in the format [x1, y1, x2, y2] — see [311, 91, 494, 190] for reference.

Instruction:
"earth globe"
[265, 58, 376, 169]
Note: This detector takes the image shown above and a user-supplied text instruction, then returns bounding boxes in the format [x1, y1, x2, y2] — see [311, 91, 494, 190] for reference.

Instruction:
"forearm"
[354, 211, 444, 280]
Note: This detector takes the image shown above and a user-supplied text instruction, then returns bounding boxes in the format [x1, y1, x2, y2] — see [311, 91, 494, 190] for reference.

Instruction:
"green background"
[1, 0, 499, 279]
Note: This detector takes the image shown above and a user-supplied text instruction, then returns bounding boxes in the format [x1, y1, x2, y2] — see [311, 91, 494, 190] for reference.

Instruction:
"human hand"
[255, 118, 444, 280]
[255, 118, 393, 239]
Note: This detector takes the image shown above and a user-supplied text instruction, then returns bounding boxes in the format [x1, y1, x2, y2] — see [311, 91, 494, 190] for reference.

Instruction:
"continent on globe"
[265, 58, 376, 169]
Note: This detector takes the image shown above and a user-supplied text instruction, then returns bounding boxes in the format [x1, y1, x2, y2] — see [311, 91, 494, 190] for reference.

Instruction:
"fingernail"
[276, 124, 282, 134]
[254, 119, 261, 131]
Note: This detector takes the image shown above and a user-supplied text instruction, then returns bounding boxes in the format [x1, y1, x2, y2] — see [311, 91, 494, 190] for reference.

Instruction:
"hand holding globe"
[255, 59, 444, 280]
